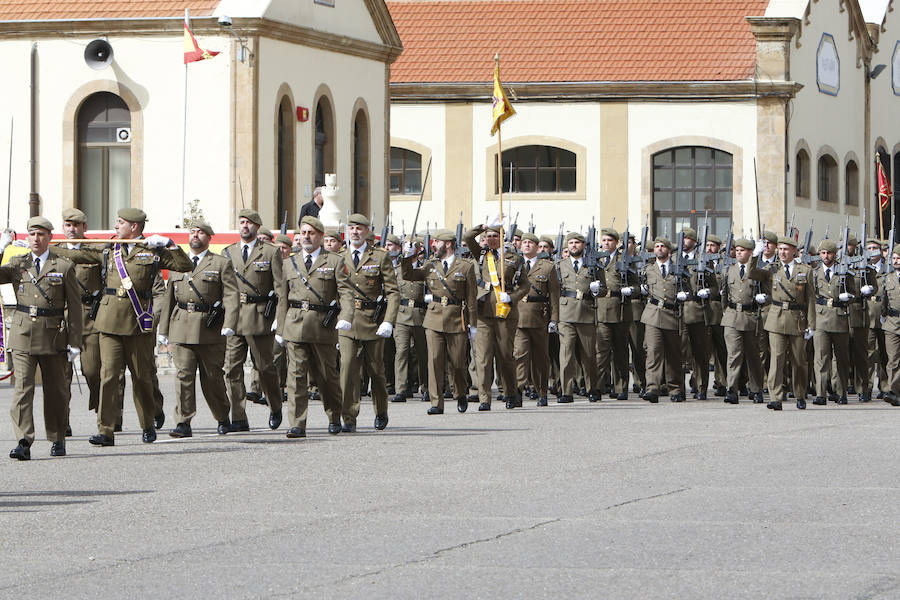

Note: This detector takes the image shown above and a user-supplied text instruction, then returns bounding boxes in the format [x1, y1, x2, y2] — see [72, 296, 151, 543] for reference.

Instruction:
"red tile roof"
[387, 0, 769, 83]
[0, 1, 219, 21]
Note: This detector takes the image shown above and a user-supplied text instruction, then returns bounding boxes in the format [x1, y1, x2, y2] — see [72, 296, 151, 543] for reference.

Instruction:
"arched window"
[77, 92, 131, 229]
[352, 110, 370, 215]
[497, 145, 575, 193]
[844, 160, 858, 206]
[390, 147, 422, 194]
[276, 95, 295, 227]
[313, 97, 334, 188]
[652, 146, 732, 237]
[817, 154, 838, 203]
[796, 149, 810, 198]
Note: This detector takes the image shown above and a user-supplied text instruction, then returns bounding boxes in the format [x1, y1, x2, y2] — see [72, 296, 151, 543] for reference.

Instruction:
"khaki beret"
[707, 234, 722, 245]
[818, 239, 837, 253]
[601, 227, 620, 240]
[893, 244, 900, 257]
[777, 235, 797, 248]
[847, 234, 858, 246]
[258, 227, 274, 240]
[348, 213, 370, 227]
[386, 234, 401, 245]
[653, 236, 672, 250]
[521, 232, 539, 244]
[189, 219, 214, 236]
[238, 208, 262, 225]
[565, 232, 585, 243]
[323, 228, 340, 239]
[118, 207, 146, 223]
[485, 225, 502, 233]
[539, 235, 555, 249]
[300, 215, 325, 233]
[763, 230, 778, 243]
[413, 236, 425, 245]
[865, 237, 882, 246]
[514, 228, 524, 238]
[366, 231, 375, 241]
[682, 227, 697, 241]
[434, 230, 455, 242]
[273, 234, 292, 245]
[61, 207, 87, 224]
[26, 216, 53, 231]
[733, 238, 754, 250]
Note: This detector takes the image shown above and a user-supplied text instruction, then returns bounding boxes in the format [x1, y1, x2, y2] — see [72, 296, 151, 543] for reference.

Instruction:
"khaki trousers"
[514, 325, 550, 396]
[724, 326, 763, 393]
[628, 319, 646, 390]
[250, 338, 287, 396]
[767, 332, 808, 400]
[394, 323, 427, 394]
[644, 324, 683, 396]
[867, 328, 888, 393]
[425, 329, 469, 409]
[286, 340, 341, 429]
[64, 330, 101, 413]
[172, 342, 230, 425]
[596, 322, 629, 395]
[475, 316, 519, 404]
[558, 322, 597, 395]
[709, 324, 727, 390]
[225, 333, 283, 422]
[339, 335, 388, 425]
[98, 332, 156, 438]
[682, 322, 710, 392]
[10, 351, 68, 444]
[884, 330, 900, 394]
[814, 330, 850, 397]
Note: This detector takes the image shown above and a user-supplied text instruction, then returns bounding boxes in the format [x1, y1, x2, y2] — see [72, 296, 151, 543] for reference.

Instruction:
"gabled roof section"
[387, 0, 770, 83]
[0, 1, 219, 20]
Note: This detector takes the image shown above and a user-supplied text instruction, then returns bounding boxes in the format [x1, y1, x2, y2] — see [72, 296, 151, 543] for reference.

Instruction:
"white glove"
[335, 319, 352, 331]
[697, 288, 710, 299]
[589, 281, 602, 295]
[12, 239, 27, 248]
[144, 234, 171, 248]
[376, 322, 393, 338]
[424, 293, 433, 304]
[640, 284, 649, 296]
[676, 291, 689, 302]
[861, 285, 874, 297]
[66, 345, 81, 362]
[468, 325, 477, 340]
[754, 293, 767, 304]
[157, 334, 168, 346]
[803, 328, 814, 340]
[270, 319, 278, 332]
[838, 292, 852, 302]
[274, 334, 284, 345]
[220, 327, 235, 337]
[621, 286, 634, 297]
[498, 292, 511, 303]
[752, 239, 765, 257]
[548, 321, 558, 334]
[0, 229, 11, 252]
[486, 214, 502, 228]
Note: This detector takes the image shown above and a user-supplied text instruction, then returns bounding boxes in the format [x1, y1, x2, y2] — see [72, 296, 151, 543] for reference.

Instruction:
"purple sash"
[114, 243, 154, 332]
[0, 303, 5, 363]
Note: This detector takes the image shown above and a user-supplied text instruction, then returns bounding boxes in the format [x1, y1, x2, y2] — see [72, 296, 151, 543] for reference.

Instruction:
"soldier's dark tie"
[443, 260, 449, 274]
[826, 268, 831, 282]
[785, 264, 791, 279]
[525, 260, 531, 275]
[242, 244, 249, 263]
[573, 260, 579, 273]
[740, 264, 745, 280]
[34, 257, 40, 275]
[353, 249, 360, 268]
[661, 264, 666, 278]
[305, 254, 313, 272]
[192, 256, 199, 270]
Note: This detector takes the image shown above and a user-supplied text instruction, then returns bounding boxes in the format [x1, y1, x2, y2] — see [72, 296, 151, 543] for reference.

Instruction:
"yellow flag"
[491, 62, 515, 136]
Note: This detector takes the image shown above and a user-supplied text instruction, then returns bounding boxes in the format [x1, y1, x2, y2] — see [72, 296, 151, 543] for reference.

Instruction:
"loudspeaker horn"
[84, 39, 114, 70]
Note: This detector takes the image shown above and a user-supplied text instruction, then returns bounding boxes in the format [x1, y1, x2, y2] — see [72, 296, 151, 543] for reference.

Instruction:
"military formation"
[3, 207, 900, 460]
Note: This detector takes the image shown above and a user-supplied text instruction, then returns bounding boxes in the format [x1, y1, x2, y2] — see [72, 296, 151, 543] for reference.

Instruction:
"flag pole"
[181, 8, 189, 228]
[878, 155, 885, 239]
[495, 53, 506, 294]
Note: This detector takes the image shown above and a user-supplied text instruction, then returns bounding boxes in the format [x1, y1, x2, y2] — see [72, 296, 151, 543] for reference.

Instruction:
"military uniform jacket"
[394, 261, 426, 327]
[880, 271, 900, 335]
[677, 252, 707, 325]
[557, 257, 606, 324]
[595, 250, 635, 324]
[848, 268, 876, 329]
[868, 264, 886, 330]
[756, 255, 780, 322]
[160, 251, 239, 345]
[222, 240, 285, 336]
[276, 249, 354, 344]
[0, 250, 83, 354]
[462, 226, 528, 321]
[71, 257, 102, 336]
[339, 243, 399, 340]
[401, 255, 477, 333]
[811, 263, 858, 334]
[706, 268, 724, 326]
[721, 260, 767, 331]
[518, 257, 560, 328]
[763, 261, 816, 335]
[640, 260, 689, 331]
[55, 242, 192, 336]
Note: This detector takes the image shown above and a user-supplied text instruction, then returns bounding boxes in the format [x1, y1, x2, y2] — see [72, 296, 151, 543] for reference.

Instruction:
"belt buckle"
[116, 287, 127, 298]
[240, 292, 248, 304]
[354, 299, 362, 309]
[441, 296, 449, 307]
[186, 301, 196, 313]
[827, 299, 834, 307]
[301, 300, 310, 310]
[575, 290, 584, 301]
[28, 305, 38, 318]
[736, 304, 743, 312]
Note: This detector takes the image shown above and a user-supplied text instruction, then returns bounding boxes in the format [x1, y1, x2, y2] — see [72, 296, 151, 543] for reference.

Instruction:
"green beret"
[386, 234, 401, 245]
[61, 207, 87, 224]
[601, 227, 620, 240]
[26, 216, 53, 231]
[485, 225, 502, 233]
[273, 234, 292, 245]
[189, 219, 214, 236]
[818, 239, 837, 253]
[323, 228, 340, 239]
[733, 238, 754, 250]
[653, 236, 672, 250]
[682, 227, 697, 241]
[434, 230, 455, 242]
[539, 235, 555, 249]
[865, 237, 882, 247]
[777, 235, 797, 248]
[707, 234, 722, 245]
[348, 213, 370, 227]
[258, 227, 274, 240]
[118, 207, 146, 223]
[521, 232, 539, 244]
[238, 208, 262, 225]
[893, 244, 900, 257]
[763, 230, 778, 243]
[300, 215, 325, 233]
[847, 234, 858, 246]
[565, 231, 585, 243]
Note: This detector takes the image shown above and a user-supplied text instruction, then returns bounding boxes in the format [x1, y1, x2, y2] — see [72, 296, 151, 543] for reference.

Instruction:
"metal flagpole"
[495, 54, 506, 293]
[181, 8, 189, 227]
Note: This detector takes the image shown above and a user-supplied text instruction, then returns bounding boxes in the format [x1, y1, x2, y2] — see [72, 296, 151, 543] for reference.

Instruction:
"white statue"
[319, 173, 341, 228]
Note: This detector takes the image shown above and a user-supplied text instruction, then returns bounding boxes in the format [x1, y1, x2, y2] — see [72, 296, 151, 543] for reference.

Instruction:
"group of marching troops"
[4, 205, 900, 460]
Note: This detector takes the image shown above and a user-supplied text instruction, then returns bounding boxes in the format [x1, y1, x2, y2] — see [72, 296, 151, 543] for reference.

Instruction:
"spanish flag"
[490, 60, 515, 136]
[877, 156, 892, 211]
[184, 11, 219, 64]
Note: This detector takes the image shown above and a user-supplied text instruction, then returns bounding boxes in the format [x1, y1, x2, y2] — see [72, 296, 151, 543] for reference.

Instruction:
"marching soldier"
[628, 234, 648, 396]
[339, 214, 399, 431]
[679, 228, 712, 399]
[764, 236, 815, 410]
[464, 222, 528, 410]
[385, 234, 428, 402]
[756, 231, 780, 378]
[596, 228, 635, 400]
[0, 219, 82, 459]
[221, 209, 285, 431]
[879, 244, 900, 406]
[53, 208, 193, 446]
[641, 237, 689, 403]
[514, 232, 560, 406]
[158, 220, 239, 436]
[705, 234, 728, 397]
[539, 235, 562, 395]
[275, 216, 354, 437]
[401, 229, 477, 413]
[844, 235, 875, 401]
[866, 238, 888, 398]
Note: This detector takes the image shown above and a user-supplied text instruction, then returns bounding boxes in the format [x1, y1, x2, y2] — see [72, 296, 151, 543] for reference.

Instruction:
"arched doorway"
[352, 110, 370, 216]
[313, 97, 334, 188]
[652, 146, 733, 238]
[276, 96, 295, 229]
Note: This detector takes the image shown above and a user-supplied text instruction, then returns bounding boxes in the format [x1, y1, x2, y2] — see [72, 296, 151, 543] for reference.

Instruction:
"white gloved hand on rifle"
[376, 322, 394, 338]
[754, 293, 767, 304]
[498, 292, 511, 304]
[144, 234, 171, 248]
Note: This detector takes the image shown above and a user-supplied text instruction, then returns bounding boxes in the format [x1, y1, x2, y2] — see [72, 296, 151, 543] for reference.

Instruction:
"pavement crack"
[601, 487, 690, 511]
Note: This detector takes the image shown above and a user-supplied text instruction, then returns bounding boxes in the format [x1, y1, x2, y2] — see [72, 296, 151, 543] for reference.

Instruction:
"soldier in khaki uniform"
[641, 237, 689, 403]
[556, 232, 607, 403]
[275, 216, 354, 437]
[756, 231, 780, 379]
[463, 222, 528, 410]
[1, 218, 82, 459]
[53, 208, 192, 446]
[842, 235, 876, 401]
[764, 236, 815, 410]
[628, 234, 648, 396]
[539, 236, 562, 394]
[720, 239, 767, 405]
[339, 214, 399, 431]
[595, 228, 636, 400]
[866, 238, 889, 398]
[401, 229, 478, 413]
[221, 208, 286, 431]
[514, 232, 560, 406]
[879, 244, 900, 406]
[678, 228, 713, 399]
[704, 235, 728, 396]
[158, 220, 239, 437]
[385, 234, 428, 402]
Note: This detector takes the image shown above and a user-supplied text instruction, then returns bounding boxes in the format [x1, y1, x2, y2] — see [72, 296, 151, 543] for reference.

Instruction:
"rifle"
[833, 216, 852, 295]
[787, 212, 795, 238]
[801, 218, 820, 266]
[695, 211, 712, 291]
[409, 157, 433, 240]
[583, 217, 598, 277]
[506, 212, 519, 245]
[455, 212, 465, 257]
[614, 221, 632, 305]
[672, 229, 688, 295]
[528, 214, 535, 234]
[884, 214, 896, 276]
[554, 223, 564, 260]
[379, 216, 390, 248]
[280, 211, 288, 236]
[423, 222, 432, 260]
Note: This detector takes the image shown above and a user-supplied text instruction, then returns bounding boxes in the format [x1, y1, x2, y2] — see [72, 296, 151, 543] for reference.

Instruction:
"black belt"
[105, 287, 152, 300]
[475, 278, 493, 291]
[648, 297, 677, 311]
[815, 297, 847, 308]
[288, 300, 329, 312]
[353, 299, 379, 309]
[16, 304, 64, 317]
[561, 289, 588, 299]
[177, 301, 212, 313]
[431, 295, 461, 306]
[400, 298, 427, 309]
[887, 308, 900, 317]
[525, 295, 549, 303]
[239, 293, 268, 304]
[81, 293, 95, 305]
[727, 300, 756, 312]
[771, 300, 805, 310]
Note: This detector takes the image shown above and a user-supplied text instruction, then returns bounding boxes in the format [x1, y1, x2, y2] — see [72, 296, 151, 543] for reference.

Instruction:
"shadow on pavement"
[0, 489, 152, 512]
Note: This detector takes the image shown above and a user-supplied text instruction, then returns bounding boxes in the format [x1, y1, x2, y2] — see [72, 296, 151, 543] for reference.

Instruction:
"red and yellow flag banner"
[877, 157, 892, 211]
[184, 15, 219, 64]
[490, 61, 515, 136]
